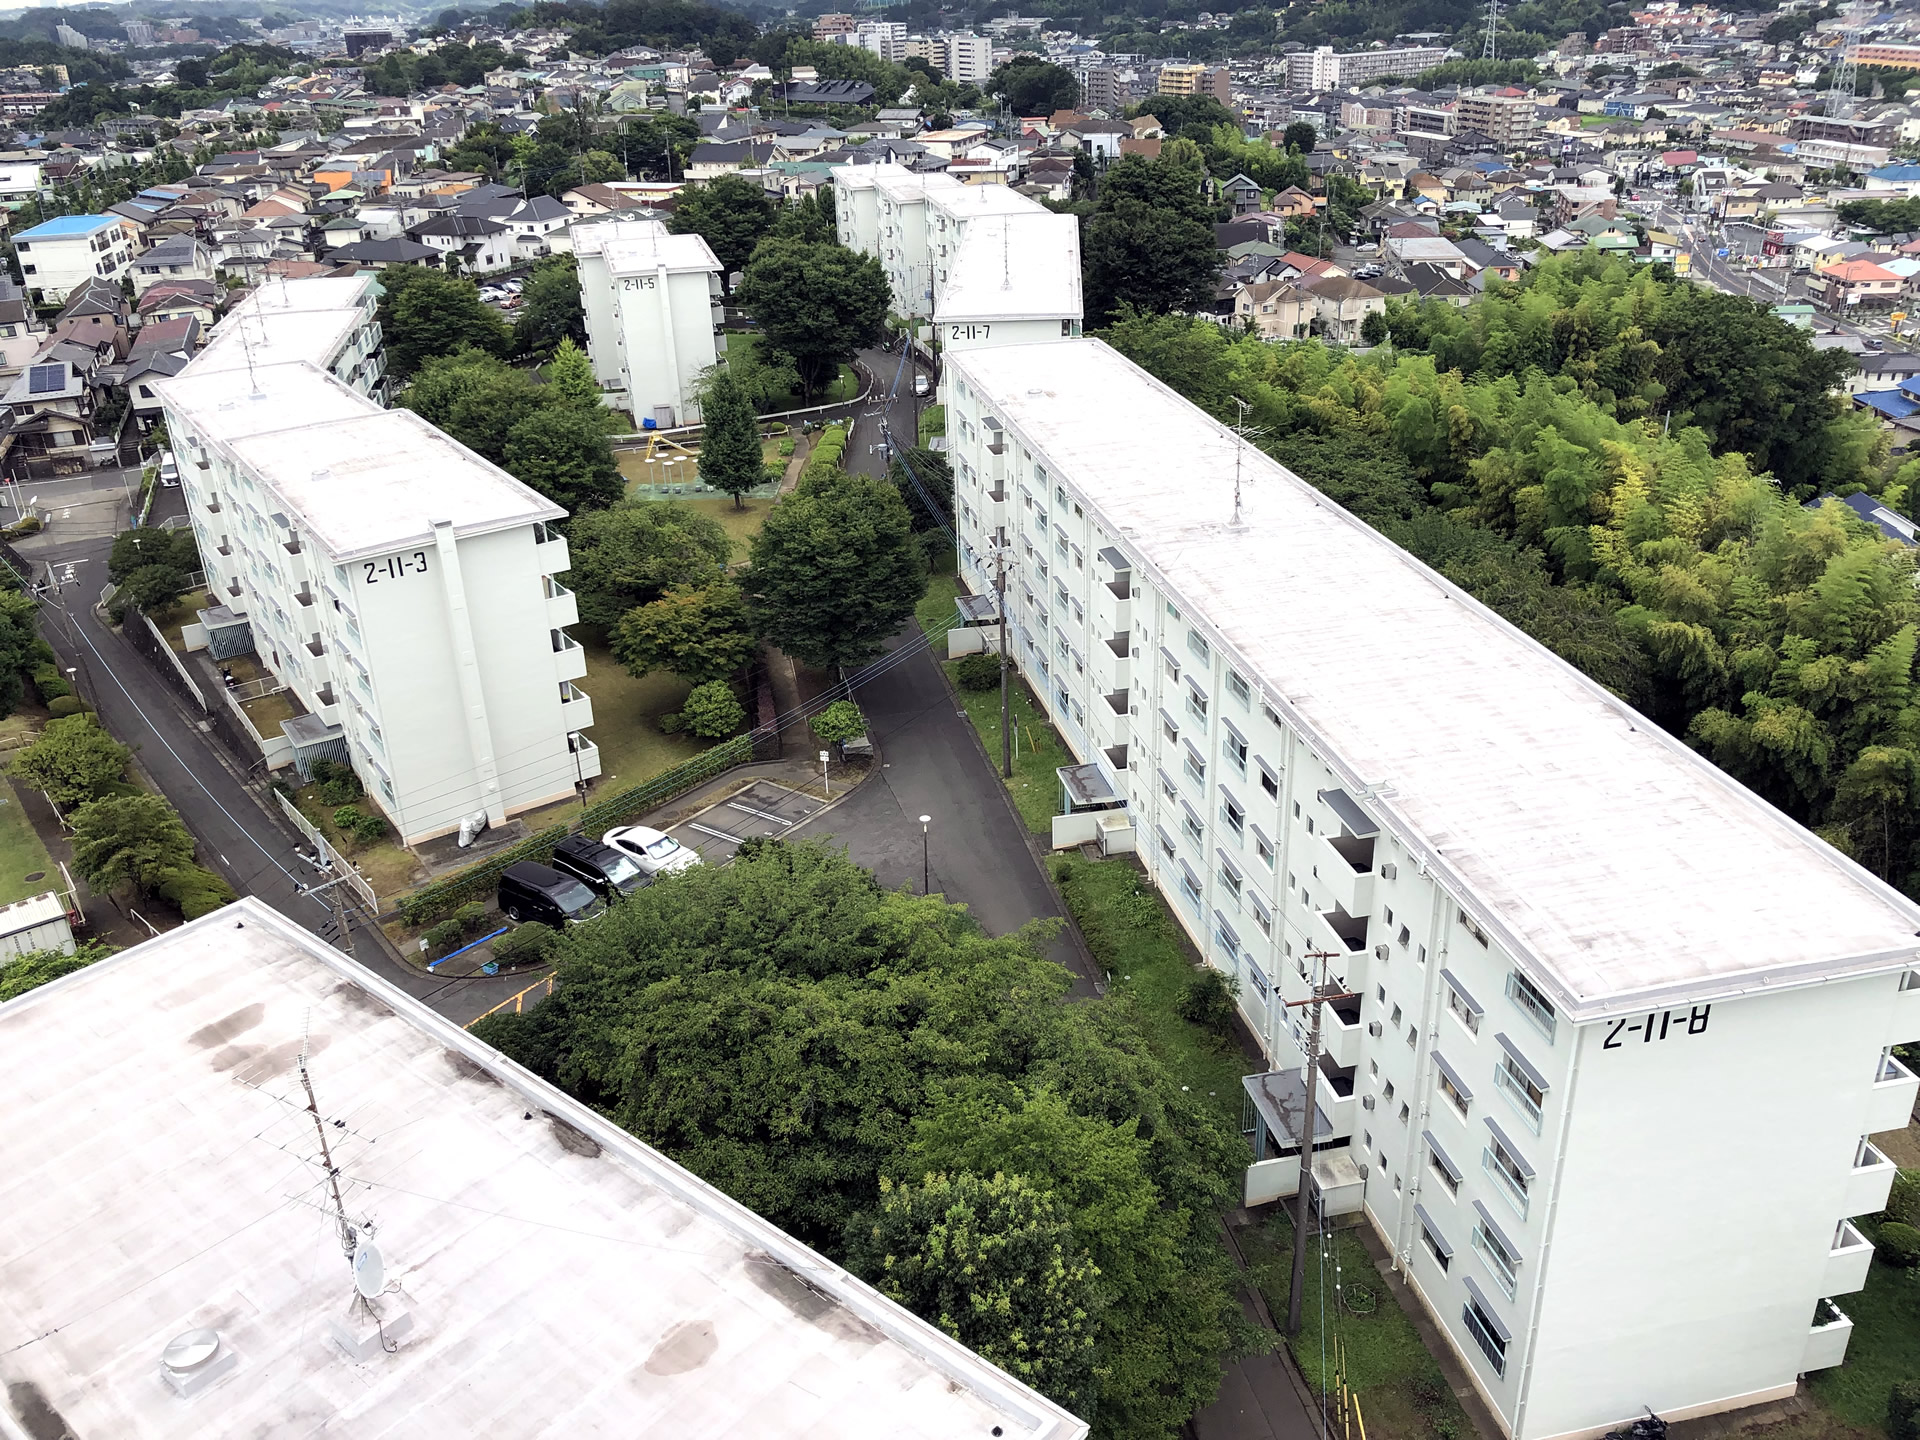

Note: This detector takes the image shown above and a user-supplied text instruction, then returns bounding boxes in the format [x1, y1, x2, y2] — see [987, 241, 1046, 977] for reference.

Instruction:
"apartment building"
[156, 277, 599, 845]
[572, 215, 724, 428]
[849, 20, 908, 61]
[1285, 44, 1452, 90]
[945, 32, 994, 85]
[13, 213, 139, 303]
[1157, 63, 1232, 104]
[834, 163, 1082, 345]
[1455, 91, 1536, 145]
[943, 337, 1920, 1440]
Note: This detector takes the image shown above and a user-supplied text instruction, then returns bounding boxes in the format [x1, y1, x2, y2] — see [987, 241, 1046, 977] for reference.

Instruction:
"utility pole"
[298, 867, 359, 960]
[995, 545, 1012, 779]
[1284, 948, 1358, 1333]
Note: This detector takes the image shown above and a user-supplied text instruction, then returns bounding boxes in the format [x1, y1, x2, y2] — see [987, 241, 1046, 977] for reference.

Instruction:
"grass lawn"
[1241, 1217, 1471, 1440]
[1809, 1243, 1920, 1433]
[947, 659, 1072, 834]
[684, 494, 773, 562]
[292, 785, 420, 901]
[917, 547, 960, 638]
[579, 639, 707, 793]
[239, 687, 298, 736]
[617, 439, 785, 500]
[0, 774, 55, 905]
[725, 331, 857, 409]
[919, 402, 946, 445]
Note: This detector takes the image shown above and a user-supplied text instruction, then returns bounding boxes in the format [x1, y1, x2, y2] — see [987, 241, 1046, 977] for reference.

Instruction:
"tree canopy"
[734, 239, 890, 401]
[471, 840, 1243, 1438]
[1082, 149, 1221, 324]
[991, 55, 1080, 114]
[668, 173, 777, 286]
[563, 500, 734, 626]
[375, 267, 512, 381]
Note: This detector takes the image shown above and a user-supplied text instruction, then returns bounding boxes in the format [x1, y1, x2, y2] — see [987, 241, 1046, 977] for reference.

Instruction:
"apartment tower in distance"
[156, 276, 599, 845]
[942, 337, 1920, 1440]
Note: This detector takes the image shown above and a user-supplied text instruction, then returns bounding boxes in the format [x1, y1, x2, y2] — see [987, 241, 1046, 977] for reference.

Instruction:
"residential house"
[1810, 258, 1905, 311]
[0, 278, 47, 382]
[12, 214, 139, 304]
[410, 214, 517, 274]
[130, 235, 216, 295]
[137, 279, 224, 330]
[2, 357, 94, 470]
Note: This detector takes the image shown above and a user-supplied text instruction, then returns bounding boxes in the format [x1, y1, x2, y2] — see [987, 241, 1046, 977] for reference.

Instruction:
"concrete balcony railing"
[1867, 1049, 1920, 1135]
[1321, 996, 1363, 1070]
[559, 682, 593, 731]
[1825, 1221, 1874, 1298]
[533, 522, 570, 574]
[544, 576, 578, 629]
[1804, 1299, 1853, 1373]
[1316, 829, 1376, 920]
[569, 732, 601, 781]
[1314, 1054, 1357, 1141]
[1314, 903, 1370, 958]
[551, 629, 588, 683]
[1845, 1138, 1898, 1218]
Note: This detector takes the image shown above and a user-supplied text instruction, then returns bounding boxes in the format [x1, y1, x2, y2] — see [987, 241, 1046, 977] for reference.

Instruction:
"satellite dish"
[162, 1328, 221, 1373]
[352, 1242, 386, 1300]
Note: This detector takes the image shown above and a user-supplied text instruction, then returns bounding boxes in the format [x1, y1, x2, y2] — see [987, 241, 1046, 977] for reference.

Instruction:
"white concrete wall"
[613, 264, 721, 427]
[941, 317, 1077, 351]
[16, 222, 136, 302]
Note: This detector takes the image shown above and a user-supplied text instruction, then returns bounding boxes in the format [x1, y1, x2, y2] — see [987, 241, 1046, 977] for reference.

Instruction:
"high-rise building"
[52, 21, 88, 50]
[853, 20, 907, 62]
[812, 11, 855, 39]
[942, 335, 1920, 1440]
[122, 19, 155, 46]
[1157, 63, 1232, 104]
[1285, 44, 1452, 90]
[156, 277, 599, 844]
[1078, 64, 1123, 114]
[1455, 91, 1536, 144]
[572, 216, 724, 429]
[943, 32, 993, 86]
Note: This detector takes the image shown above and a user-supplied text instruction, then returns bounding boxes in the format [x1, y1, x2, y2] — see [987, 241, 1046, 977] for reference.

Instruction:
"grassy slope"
[0, 774, 54, 906]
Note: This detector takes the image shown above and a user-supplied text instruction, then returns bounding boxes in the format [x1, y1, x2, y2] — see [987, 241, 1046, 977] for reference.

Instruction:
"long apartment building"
[833, 164, 1081, 351]
[156, 277, 599, 845]
[1286, 43, 1452, 89]
[573, 215, 724, 428]
[943, 337, 1920, 1440]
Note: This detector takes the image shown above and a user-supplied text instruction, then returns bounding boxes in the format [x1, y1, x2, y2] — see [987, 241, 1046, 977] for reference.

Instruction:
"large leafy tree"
[471, 840, 1244, 1440]
[610, 580, 755, 684]
[746, 468, 927, 670]
[1081, 150, 1221, 324]
[515, 253, 587, 357]
[504, 408, 625, 514]
[668, 173, 777, 287]
[399, 350, 551, 465]
[375, 267, 512, 380]
[563, 501, 734, 626]
[734, 239, 889, 401]
[70, 793, 195, 894]
[11, 715, 129, 807]
[697, 367, 765, 506]
[619, 112, 700, 180]
[990, 55, 1080, 114]
[0, 588, 37, 719]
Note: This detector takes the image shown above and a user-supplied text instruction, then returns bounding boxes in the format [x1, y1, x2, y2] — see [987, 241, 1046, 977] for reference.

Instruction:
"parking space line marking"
[687, 822, 741, 841]
[725, 800, 789, 823]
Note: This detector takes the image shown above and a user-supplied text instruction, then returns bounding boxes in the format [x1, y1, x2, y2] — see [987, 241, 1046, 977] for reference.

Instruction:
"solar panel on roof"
[27, 364, 64, 395]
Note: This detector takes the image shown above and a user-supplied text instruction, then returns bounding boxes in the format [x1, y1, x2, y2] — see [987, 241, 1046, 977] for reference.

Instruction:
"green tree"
[504, 407, 625, 514]
[769, 188, 837, 246]
[734, 239, 890, 401]
[114, 562, 189, 619]
[1082, 196, 1220, 323]
[747, 469, 927, 669]
[108, 526, 199, 583]
[697, 366, 766, 506]
[990, 55, 1080, 113]
[375, 266, 513, 379]
[1891, 1379, 1920, 1440]
[564, 500, 734, 626]
[70, 793, 195, 895]
[11, 715, 130, 807]
[0, 940, 114, 1004]
[1282, 120, 1317, 154]
[400, 349, 551, 464]
[846, 1171, 1100, 1415]
[677, 678, 746, 738]
[610, 581, 756, 684]
[809, 699, 866, 745]
[0, 588, 39, 719]
[1359, 310, 1389, 346]
[543, 337, 602, 411]
[515, 254, 586, 356]
[723, 338, 801, 412]
[668, 173, 777, 287]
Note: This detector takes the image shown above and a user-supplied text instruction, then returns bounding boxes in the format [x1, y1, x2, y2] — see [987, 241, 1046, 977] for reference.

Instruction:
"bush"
[1890, 1380, 1920, 1440]
[332, 803, 363, 833]
[1175, 967, 1240, 1034]
[345, 809, 388, 845]
[1887, 1168, 1920, 1227]
[46, 696, 87, 718]
[810, 699, 866, 746]
[1876, 1221, 1920, 1268]
[658, 709, 687, 734]
[153, 864, 236, 920]
[492, 921, 556, 967]
[318, 776, 361, 806]
[680, 679, 745, 739]
[953, 651, 1001, 692]
[421, 918, 466, 955]
[31, 664, 68, 702]
[453, 900, 489, 935]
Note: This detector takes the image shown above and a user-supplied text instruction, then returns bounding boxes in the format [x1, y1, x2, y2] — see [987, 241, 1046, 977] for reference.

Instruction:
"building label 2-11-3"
[363, 551, 429, 585]
[1604, 1005, 1710, 1049]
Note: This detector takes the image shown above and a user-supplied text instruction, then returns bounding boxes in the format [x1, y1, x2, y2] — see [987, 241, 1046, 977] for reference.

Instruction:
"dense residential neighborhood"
[6, 2, 1920, 1440]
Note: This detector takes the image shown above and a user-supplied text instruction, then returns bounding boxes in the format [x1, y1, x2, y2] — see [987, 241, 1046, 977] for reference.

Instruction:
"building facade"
[572, 215, 724, 428]
[13, 213, 138, 303]
[1285, 44, 1452, 89]
[942, 337, 1920, 1440]
[1157, 63, 1232, 103]
[944, 32, 994, 85]
[1455, 92, 1536, 145]
[155, 277, 599, 845]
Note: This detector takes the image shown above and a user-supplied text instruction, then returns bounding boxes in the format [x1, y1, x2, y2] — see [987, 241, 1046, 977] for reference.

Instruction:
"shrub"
[153, 864, 235, 920]
[31, 664, 68, 702]
[680, 679, 745, 739]
[658, 709, 687, 734]
[778, 439, 796, 457]
[46, 696, 87, 718]
[809, 699, 866, 746]
[1175, 967, 1240, 1034]
[1876, 1221, 1920, 1268]
[345, 809, 388, 845]
[953, 651, 1001, 692]
[1410, 1375, 1449, 1413]
[332, 803, 363, 833]
[421, 918, 466, 955]
[1887, 1168, 1920, 1227]
[492, 921, 556, 967]
[1890, 1380, 1920, 1440]
[318, 776, 361, 806]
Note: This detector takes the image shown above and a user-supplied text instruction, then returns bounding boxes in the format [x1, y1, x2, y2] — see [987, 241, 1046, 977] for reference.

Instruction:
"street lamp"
[64, 667, 79, 708]
[919, 814, 931, 895]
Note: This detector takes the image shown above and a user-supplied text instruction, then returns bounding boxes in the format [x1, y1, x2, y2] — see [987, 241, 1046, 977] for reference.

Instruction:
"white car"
[157, 452, 179, 488]
[601, 825, 702, 877]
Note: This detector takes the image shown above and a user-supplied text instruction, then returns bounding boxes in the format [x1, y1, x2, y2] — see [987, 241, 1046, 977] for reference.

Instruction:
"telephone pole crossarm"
[1285, 949, 1352, 1335]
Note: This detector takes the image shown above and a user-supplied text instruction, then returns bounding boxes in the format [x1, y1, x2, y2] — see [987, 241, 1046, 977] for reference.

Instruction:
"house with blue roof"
[11, 214, 138, 304]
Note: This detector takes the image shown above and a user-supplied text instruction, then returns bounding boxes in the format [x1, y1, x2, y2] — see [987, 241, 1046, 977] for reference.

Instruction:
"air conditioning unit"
[1368, 1020, 1383, 1037]
[1374, 944, 1390, 960]
[1362, 1095, 1376, 1111]
[1379, 862, 1397, 880]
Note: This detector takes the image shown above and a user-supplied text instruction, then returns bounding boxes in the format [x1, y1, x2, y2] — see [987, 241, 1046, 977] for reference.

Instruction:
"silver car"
[601, 825, 702, 877]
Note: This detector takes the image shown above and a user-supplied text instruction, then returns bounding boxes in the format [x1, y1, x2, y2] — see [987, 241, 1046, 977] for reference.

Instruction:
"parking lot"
[662, 779, 823, 864]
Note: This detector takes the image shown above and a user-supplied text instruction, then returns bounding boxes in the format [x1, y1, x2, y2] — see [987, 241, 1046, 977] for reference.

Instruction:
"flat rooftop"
[939, 212, 1082, 323]
[951, 340, 1920, 1019]
[579, 218, 723, 277]
[0, 901, 1087, 1440]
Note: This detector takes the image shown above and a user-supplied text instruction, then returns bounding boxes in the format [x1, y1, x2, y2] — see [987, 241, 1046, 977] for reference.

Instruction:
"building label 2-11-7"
[363, 551, 429, 585]
[1603, 1005, 1710, 1049]
[948, 323, 991, 340]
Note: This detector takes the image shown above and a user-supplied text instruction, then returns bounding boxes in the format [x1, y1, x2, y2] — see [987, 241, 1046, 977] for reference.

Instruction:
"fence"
[274, 789, 378, 913]
[121, 605, 263, 768]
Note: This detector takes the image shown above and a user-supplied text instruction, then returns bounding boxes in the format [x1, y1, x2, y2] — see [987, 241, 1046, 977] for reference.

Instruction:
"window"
[1223, 724, 1248, 775]
[1214, 912, 1239, 957]
[1258, 761, 1279, 799]
[1186, 681, 1208, 725]
[1225, 669, 1250, 705]
[1507, 971, 1557, 1042]
[1262, 701, 1283, 728]
[1251, 899, 1272, 936]
[1183, 807, 1204, 845]
[1163, 715, 1179, 746]
[1254, 829, 1275, 870]
[1428, 1026, 1481, 1100]
[1220, 791, 1246, 837]
[1426, 1133, 1462, 1197]
[1418, 1209, 1452, 1273]
[1463, 1286, 1509, 1376]
[1187, 628, 1210, 665]
[1382, 1080, 1396, 1102]
[1184, 743, 1206, 786]
[1494, 1035, 1547, 1132]
[1443, 970, 1483, 1036]
[1483, 1121, 1534, 1219]
[1158, 828, 1176, 863]
[1473, 1207, 1522, 1299]
[1459, 908, 1489, 946]
[1179, 865, 1202, 911]
[1390, 1003, 1403, 1027]
[1160, 769, 1177, 804]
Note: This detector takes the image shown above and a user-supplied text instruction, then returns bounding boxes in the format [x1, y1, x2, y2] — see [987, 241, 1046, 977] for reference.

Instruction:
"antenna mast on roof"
[1001, 217, 1010, 290]
[295, 1026, 356, 1258]
[1827, 4, 1862, 127]
[1229, 395, 1264, 528]
[236, 306, 260, 394]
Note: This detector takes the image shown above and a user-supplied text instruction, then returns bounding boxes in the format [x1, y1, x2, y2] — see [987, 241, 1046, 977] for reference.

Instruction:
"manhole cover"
[23, 871, 44, 882]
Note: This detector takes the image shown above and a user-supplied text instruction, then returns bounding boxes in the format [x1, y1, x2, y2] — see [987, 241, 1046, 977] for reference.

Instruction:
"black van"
[497, 861, 606, 927]
[550, 834, 649, 901]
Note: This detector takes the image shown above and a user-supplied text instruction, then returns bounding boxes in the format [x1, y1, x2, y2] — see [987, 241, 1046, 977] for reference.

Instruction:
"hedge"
[800, 422, 848, 484]
[393, 733, 755, 927]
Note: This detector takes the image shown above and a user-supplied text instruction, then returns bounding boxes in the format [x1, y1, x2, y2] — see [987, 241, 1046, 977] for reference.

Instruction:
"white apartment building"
[834, 164, 1082, 347]
[944, 32, 994, 85]
[944, 337, 1920, 1440]
[156, 277, 599, 845]
[12, 213, 139, 303]
[1286, 44, 1453, 90]
[848, 19, 907, 61]
[572, 215, 724, 428]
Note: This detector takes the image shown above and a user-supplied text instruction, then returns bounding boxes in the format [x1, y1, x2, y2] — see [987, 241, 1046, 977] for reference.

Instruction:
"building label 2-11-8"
[1604, 1005, 1710, 1049]
[363, 551, 429, 585]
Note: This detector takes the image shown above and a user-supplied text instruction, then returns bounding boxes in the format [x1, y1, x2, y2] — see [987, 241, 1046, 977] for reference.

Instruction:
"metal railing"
[274, 788, 378, 913]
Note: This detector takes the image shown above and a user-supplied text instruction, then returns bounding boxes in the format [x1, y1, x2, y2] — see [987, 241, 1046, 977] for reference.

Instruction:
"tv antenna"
[1228, 395, 1266, 527]
[295, 1024, 356, 1258]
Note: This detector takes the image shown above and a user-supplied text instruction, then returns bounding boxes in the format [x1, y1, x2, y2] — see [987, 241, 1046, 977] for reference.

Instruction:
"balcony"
[1103, 743, 1128, 771]
[283, 536, 303, 555]
[295, 585, 314, 607]
[205, 495, 222, 513]
[544, 575, 579, 629]
[1826, 1220, 1874, 1298]
[1805, 1299, 1853, 1373]
[1316, 829, 1376, 919]
[1104, 689, 1128, 717]
[1322, 995, 1363, 1069]
[533, 521, 570, 573]
[558, 681, 593, 730]
[1868, 1049, 1920, 1134]
[1314, 1053, 1357, 1139]
[1315, 903, 1370, 956]
[551, 629, 588, 682]
[1845, 1138, 1898, 1218]
[305, 635, 324, 658]
[568, 731, 602, 781]
[215, 541, 231, 557]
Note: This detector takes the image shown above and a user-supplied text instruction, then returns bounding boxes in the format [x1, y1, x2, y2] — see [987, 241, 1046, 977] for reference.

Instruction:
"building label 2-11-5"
[363, 551, 429, 585]
[1603, 1005, 1710, 1049]
[621, 275, 659, 291]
